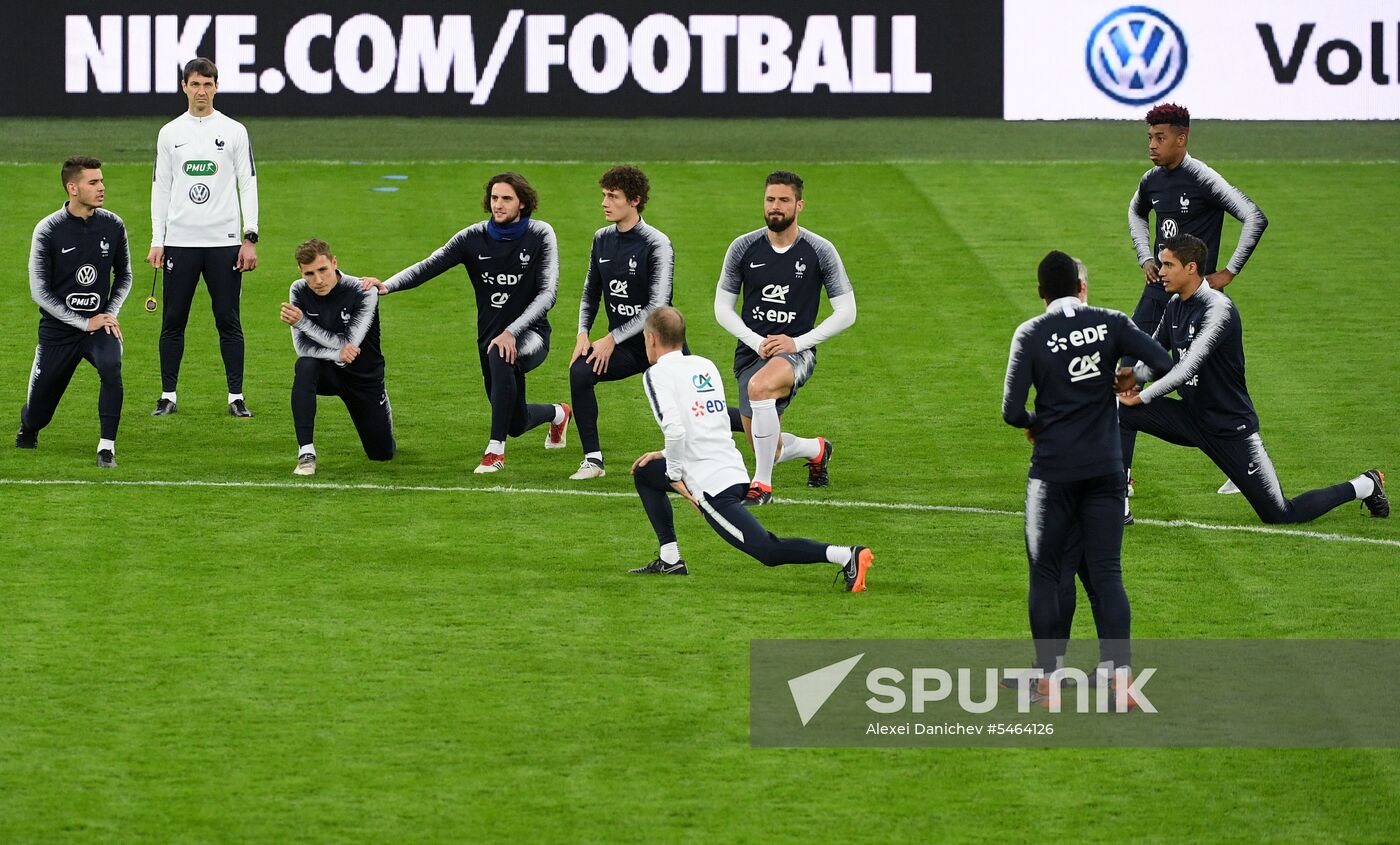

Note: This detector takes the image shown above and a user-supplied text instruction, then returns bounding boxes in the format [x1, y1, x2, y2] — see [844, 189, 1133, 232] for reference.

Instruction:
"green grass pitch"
[0, 118, 1397, 842]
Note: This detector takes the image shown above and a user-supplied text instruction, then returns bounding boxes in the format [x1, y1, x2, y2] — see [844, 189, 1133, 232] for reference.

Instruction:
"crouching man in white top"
[628, 306, 873, 591]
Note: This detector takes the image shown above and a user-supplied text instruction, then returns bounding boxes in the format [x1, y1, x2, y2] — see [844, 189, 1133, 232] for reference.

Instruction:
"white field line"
[1, 159, 1397, 167]
[2, 477, 1396, 549]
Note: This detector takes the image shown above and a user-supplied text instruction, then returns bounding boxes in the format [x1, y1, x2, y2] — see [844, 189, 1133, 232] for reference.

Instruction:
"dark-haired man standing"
[149, 57, 260, 418]
[1121, 102, 1268, 509]
[1118, 235, 1387, 524]
[364, 172, 567, 473]
[1002, 251, 1172, 704]
[567, 165, 675, 480]
[16, 156, 131, 467]
[714, 171, 855, 506]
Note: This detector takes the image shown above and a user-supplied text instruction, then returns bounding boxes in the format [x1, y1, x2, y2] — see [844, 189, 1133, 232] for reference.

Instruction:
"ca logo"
[1067, 351, 1102, 383]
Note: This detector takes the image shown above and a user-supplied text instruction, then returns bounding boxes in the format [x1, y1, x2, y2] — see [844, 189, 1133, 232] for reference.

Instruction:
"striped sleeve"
[1001, 318, 1038, 429]
[507, 220, 558, 337]
[809, 231, 853, 298]
[1128, 168, 1155, 267]
[28, 212, 88, 331]
[578, 227, 607, 335]
[384, 226, 477, 293]
[288, 282, 339, 361]
[611, 225, 673, 344]
[1140, 291, 1233, 403]
[342, 280, 378, 348]
[1187, 158, 1268, 275]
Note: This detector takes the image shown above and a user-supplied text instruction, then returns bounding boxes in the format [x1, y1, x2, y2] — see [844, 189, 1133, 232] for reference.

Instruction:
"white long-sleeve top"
[642, 350, 751, 498]
[150, 110, 259, 248]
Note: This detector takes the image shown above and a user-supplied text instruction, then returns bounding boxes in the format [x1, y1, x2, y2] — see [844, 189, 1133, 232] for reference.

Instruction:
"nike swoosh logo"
[749, 262, 766, 268]
[1247, 467, 1260, 475]
[174, 143, 187, 148]
[306, 312, 319, 317]
[1150, 199, 1159, 205]
[477, 255, 492, 260]
[61, 247, 77, 254]
[598, 258, 611, 263]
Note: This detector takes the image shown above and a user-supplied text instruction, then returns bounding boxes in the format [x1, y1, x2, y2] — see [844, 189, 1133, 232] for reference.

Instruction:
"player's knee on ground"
[365, 441, 396, 462]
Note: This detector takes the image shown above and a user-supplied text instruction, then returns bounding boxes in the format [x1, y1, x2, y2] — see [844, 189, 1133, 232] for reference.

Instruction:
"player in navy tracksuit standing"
[1117, 235, 1388, 524]
[1121, 102, 1268, 508]
[1002, 251, 1174, 699]
[16, 156, 132, 468]
[365, 172, 568, 474]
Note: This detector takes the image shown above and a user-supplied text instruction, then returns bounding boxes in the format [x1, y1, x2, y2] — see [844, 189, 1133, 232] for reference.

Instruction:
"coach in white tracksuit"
[626, 306, 872, 591]
[147, 57, 260, 418]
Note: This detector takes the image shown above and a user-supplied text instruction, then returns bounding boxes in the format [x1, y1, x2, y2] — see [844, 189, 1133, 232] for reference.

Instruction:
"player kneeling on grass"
[279, 239, 395, 476]
[628, 306, 872, 590]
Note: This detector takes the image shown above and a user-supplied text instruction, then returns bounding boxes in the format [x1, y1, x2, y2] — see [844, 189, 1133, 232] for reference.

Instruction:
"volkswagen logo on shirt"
[1085, 6, 1187, 106]
[1161, 218, 1178, 238]
[189, 183, 211, 204]
[75, 264, 97, 286]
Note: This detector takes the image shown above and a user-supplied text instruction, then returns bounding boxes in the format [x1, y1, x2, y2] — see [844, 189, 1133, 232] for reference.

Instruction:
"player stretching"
[1002, 251, 1172, 706]
[629, 307, 872, 591]
[714, 171, 855, 506]
[568, 165, 675, 480]
[1118, 235, 1387, 523]
[281, 240, 395, 475]
[1121, 102, 1269, 510]
[16, 156, 131, 467]
[365, 173, 567, 473]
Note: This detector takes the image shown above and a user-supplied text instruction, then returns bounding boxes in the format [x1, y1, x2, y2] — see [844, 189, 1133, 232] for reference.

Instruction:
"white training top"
[642, 349, 751, 498]
[150, 110, 259, 248]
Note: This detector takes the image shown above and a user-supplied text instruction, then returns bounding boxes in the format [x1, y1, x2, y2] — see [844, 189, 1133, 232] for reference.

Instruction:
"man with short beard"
[713, 171, 856, 506]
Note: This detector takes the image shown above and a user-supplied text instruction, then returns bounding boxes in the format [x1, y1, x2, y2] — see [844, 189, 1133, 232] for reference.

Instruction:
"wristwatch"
[243, 231, 259, 244]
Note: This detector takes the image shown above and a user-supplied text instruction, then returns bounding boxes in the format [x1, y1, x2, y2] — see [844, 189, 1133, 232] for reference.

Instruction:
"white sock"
[776, 433, 821, 464]
[97, 438, 115, 454]
[825, 545, 852, 566]
[660, 542, 681, 564]
[487, 440, 506, 455]
[1350, 474, 1376, 500]
[750, 399, 779, 487]
[228, 392, 244, 404]
[161, 391, 177, 402]
[553, 405, 566, 425]
[299, 444, 316, 457]
[585, 451, 603, 465]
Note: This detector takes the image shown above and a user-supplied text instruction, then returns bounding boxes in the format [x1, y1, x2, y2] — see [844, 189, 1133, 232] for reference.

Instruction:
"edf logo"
[1086, 6, 1187, 106]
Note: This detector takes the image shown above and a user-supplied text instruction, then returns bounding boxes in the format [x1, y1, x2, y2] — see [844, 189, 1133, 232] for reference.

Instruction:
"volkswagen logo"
[188, 183, 211, 204]
[1085, 6, 1187, 106]
[76, 263, 97, 287]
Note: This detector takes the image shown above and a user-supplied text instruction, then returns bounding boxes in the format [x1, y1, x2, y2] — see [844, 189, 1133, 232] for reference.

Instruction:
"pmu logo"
[609, 279, 629, 298]
[183, 160, 218, 176]
[489, 291, 510, 308]
[75, 264, 97, 287]
[188, 183, 211, 204]
[692, 372, 716, 394]
[66, 292, 100, 311]
[1085, 6, 1187, 106]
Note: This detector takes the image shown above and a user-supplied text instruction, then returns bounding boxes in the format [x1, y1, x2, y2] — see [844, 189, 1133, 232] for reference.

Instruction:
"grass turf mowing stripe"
[2, 477, 1394, 549]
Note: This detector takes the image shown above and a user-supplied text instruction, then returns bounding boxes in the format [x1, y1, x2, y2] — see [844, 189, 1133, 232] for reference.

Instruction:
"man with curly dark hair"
[567, 165, 676, 480]
[1121, 102, 1269, 515]
[363, 172, 568, 474]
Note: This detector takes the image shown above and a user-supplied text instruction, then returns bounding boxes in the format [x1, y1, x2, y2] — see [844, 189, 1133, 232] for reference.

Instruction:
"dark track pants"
[291, 358, 395, 460]
[568, 340, 651, 456]
[1119, 398, 1356, 524]
[21, 331, 123, 440]
[160, 245, 244, 393]
[1025, 472, 1131, 673]
[634, 460, 830, 566]
[479, 331, 554, 443]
